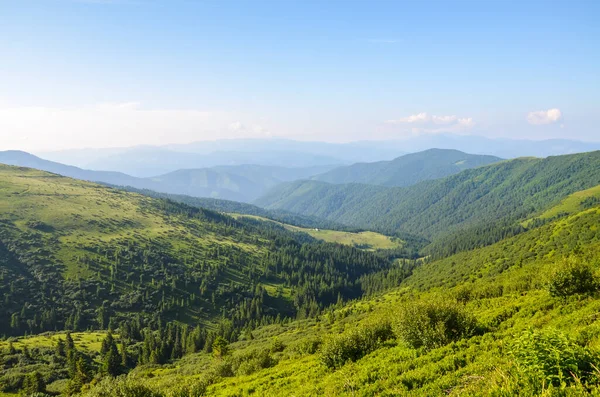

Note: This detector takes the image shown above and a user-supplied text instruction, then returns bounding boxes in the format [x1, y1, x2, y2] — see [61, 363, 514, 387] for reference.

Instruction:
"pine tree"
[120, 341, 129, 368]
[96, 305, 108, 329]
[22, 371, 45, 394]
[56, 337, 66, 357]
[212, 336, 229, 358]
[65, 332, 78, 378]
[101, 332, 121, 376]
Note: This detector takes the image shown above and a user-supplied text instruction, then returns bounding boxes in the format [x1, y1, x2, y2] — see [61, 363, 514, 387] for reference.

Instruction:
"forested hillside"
[257, 151, 600, 246]
[0, 165, 415, 342]
[3, 157, 600, 397]
[3, 179, 599, 396]
[312, 148, 501, 187]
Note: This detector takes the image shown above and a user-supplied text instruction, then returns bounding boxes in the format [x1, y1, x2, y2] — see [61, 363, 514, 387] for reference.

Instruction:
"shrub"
[230, 349, 277, 376]
[548, 258, 599, 298]
[510, 328, 600, 387]
[0, 373, 24, 392]
[394, 300, 478, 350]
[209, 360, 233, 377]
[320, 320, 394, 369]
[237, 350, 277, 376]
[291, 337, 321, 356]
[269, 338, 285, 353]
[81, 377, 163, 397]
[167, 381, 208, 397]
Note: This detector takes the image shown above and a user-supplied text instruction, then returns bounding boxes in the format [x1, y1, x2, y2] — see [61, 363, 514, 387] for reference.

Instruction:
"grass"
[99, 200, 600, 396]
[522, 184, 600, 227]
[0, 332, 112, 353]
[230, 213, 403, 250]
[0, 164, 278, 326]
[4, 165, 600, 396]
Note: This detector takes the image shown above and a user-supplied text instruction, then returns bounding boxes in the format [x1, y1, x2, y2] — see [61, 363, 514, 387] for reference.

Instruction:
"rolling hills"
[4, 180, 599, 396]
[0, 164, 404, 340]
[0, 151, 337, 202]
[3, 153, 600, 396]
[175, 191, 600, 396]
[311, 148, 501, 187]
[256, 151, 600, 244]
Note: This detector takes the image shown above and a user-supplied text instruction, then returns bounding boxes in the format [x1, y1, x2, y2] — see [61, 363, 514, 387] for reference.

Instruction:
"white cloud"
[527, 108, 562, 125]
[228, 121, 244, 131]
[385, 112, 475, 135]
[391, 112, 429, 124]
[0, 103, 270, 151]
[228, 121, 269, 135]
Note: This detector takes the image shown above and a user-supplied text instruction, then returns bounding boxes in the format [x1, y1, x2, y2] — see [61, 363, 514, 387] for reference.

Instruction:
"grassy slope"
[0, 332, 111, 354]
[0, 165, 263, 269]
[230, 213, 403, 250]
[523, 184, 600, 226]
[0, 164, 275, 325]
[119, 198, 600, 396]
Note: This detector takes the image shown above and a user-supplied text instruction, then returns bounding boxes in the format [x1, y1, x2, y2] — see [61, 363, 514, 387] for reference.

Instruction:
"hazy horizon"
[2, 0, 599, 152]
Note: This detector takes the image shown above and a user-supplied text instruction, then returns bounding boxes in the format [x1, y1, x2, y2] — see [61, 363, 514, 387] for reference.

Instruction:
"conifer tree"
[22, 371, 45, 394]
[101, 332, 121, 376]
[55, 337, 66, 357]
[212, 336, 229, 358]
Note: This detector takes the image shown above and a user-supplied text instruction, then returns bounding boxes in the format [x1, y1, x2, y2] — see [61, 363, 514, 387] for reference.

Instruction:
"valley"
[2, 147, 600, 396]
[229, 213, 404, 250]
[3, 3, 599, 395]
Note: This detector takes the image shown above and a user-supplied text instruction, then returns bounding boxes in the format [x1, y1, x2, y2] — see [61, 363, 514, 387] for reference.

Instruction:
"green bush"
[209, 360, 233, 378]
[167, 381, 208, 397]
[320, 320, 394, 369]
[548, 259, 599, 298]
[81, 377, 163, 397]
[290, 337, 321, 356]
[269, 338, 285, 353]
[394, 300, 478, 350]
[510, 329, 600, 388]
[235, 350, 277, 376]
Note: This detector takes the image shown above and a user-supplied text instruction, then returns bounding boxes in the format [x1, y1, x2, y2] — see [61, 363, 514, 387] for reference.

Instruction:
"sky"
[0, 0, 599, 151]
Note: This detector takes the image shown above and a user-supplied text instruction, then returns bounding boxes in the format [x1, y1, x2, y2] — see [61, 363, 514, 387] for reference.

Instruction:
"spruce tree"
[22, 371, 46, 394]
[101, 332, 121, 376]
[55, 337, 66, 357]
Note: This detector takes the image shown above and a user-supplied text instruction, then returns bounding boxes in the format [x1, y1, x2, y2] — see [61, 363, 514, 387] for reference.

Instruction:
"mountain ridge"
[0, 150, 337, 202]
[311, 148, 502, 186]
[256, 151, 600, 242]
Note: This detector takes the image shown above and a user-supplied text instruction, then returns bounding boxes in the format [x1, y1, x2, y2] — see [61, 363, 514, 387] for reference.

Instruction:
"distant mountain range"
[36, 135, 600, 177]
[0, 151, 336, 202]
[81, 148, 345, 178]
[311, 148, 501, 187]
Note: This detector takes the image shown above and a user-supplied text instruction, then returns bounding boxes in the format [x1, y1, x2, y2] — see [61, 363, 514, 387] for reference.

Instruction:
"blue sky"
[0, 0, 598, 150]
